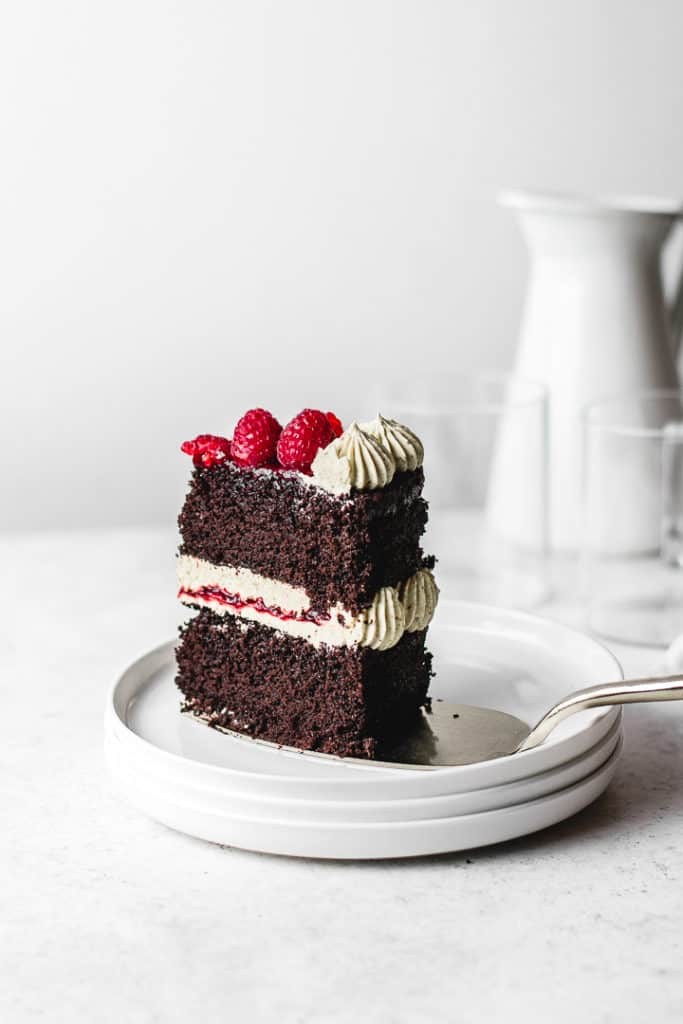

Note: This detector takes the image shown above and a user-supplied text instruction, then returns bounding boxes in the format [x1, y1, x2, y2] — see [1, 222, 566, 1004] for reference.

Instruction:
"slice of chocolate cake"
[175, 408, 438, 759]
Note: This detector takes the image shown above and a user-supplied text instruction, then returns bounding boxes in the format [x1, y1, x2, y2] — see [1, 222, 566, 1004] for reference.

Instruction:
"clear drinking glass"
[582, 390, 683, 646]
[381, 374, 550, 610]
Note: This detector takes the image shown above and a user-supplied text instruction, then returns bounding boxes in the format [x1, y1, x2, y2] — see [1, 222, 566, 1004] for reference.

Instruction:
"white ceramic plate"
[106, 602, 623, 803]
[107, 736, 622, 859]
[106, 713, 621, 824]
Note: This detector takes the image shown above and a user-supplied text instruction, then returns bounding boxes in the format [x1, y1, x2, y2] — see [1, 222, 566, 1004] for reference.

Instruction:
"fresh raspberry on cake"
[276, 408, 337, 472]
[326, 411, 343, 438]
[231, 408, 282, 467]
[180, 434, 232, 468]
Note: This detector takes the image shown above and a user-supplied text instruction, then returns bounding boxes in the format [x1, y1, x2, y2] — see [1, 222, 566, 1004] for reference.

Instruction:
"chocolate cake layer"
[178, 464, 429, 614]
[176, 608, 433, 759]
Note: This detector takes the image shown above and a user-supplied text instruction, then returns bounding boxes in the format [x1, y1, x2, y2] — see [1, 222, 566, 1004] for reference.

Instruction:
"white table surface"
[3, 527, 683, 1023]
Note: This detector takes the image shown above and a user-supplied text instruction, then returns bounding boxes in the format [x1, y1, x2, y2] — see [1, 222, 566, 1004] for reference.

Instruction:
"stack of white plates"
[105, 602, 623, 859]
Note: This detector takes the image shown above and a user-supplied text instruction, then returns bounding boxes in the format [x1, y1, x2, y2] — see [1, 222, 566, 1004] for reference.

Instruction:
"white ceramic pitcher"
[498, 191, 683, 552]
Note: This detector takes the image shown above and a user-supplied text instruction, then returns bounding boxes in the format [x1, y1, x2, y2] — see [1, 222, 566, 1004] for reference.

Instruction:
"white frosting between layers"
[177, 555, 438, 650]
[178, 556, 312, 613]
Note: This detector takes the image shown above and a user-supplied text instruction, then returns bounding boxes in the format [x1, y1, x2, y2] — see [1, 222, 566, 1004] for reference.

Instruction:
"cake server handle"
[517, 673, 683, 752]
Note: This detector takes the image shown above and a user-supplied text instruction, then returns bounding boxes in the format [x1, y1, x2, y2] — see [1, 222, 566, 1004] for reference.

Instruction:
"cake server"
[376, 672, 683, 767]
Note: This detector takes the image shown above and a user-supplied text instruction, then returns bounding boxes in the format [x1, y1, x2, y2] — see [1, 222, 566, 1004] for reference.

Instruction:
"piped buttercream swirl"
[399, 569, 439, 632]
[360, 414, 424, 472]
[357, 586, 406, 650]
[311, 422, 395, 494]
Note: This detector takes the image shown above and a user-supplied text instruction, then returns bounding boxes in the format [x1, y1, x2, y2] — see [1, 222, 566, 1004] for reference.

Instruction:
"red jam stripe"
[178, 586, 332, 626]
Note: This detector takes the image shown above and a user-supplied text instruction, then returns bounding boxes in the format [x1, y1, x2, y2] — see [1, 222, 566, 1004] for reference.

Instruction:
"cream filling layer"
[177, 555, 438, 650]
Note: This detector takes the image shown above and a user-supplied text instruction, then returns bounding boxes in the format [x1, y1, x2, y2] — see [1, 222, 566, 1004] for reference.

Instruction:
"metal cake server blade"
[379, 672, 683, 768]
[187, 673, 683, 769]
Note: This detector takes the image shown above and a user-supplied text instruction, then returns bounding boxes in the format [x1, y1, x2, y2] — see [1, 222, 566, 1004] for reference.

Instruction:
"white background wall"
[2, 0, 683, 530]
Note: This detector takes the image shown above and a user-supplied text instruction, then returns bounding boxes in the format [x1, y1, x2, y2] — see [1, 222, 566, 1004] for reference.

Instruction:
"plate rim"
[105, 713, 622, 818]
[106, 736, 623, 858]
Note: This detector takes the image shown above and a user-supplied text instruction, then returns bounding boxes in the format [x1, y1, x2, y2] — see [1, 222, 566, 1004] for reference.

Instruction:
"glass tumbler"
[382, 374, 549, 610]
[582, 390, 683, 646]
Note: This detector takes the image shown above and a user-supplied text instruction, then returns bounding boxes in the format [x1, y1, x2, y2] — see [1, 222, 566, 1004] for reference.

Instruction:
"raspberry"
[276, 408, 336, 473]
[180, 434, 231, 468]
[326, 411, 343, 438]
[231, 408, 282, 467]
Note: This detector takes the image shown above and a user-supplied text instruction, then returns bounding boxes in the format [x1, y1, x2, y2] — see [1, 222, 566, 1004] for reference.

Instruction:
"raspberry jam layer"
[178, 585, 332, 626]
